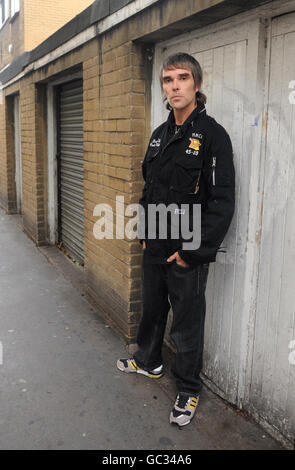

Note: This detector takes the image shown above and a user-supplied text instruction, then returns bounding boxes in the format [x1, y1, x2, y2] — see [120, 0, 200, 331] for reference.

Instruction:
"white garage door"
[152, 18, 265, 403]
[250, 11, 295, 443]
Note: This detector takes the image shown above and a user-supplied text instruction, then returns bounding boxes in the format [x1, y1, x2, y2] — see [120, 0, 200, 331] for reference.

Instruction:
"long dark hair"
[160, 52, 207, 110]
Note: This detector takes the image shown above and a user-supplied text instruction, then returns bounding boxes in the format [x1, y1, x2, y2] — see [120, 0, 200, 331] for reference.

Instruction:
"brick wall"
[82, 33, 149, 341]
[0, 0, 193, 348]
[0, 0, 168, 343]
[0, 8, 153, 342]
[24, 0, 94, 51]
[0, 0, 233, 339]
[19, 77, 39, 239]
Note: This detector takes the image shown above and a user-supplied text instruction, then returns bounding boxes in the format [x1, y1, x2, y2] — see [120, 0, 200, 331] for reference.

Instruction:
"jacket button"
[170, 186, 174, 190]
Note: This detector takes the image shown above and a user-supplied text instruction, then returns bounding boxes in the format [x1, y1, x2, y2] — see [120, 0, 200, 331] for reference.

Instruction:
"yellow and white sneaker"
[170, 393, 199, 427]
[116, 358, 163, 378]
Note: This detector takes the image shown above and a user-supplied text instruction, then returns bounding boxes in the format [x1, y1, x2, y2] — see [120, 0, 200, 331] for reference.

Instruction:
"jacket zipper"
[162, 132, 183, 154]
[212, 157, 216, 186]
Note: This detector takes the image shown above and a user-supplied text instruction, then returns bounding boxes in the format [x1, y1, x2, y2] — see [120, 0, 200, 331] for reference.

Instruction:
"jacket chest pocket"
[170, 157, 203, 195]
[144, 150, 159, 183]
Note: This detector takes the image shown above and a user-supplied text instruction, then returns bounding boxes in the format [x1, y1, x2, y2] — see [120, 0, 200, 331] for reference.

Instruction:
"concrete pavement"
[0, 208, 285, 450]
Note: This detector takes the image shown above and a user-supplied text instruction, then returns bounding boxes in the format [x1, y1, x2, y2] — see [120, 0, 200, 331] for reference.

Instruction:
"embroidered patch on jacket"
[189, 138, 202, 151]
[150, 138, 161, 147]
[192, 133, 203, 139]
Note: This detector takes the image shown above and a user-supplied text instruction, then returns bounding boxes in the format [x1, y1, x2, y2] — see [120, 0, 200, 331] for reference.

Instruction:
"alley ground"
[0, 208, 286, 450]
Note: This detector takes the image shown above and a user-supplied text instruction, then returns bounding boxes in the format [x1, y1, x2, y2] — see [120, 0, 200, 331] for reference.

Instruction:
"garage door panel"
[250, 13, 295, 442]
[272, 10, 295, 36]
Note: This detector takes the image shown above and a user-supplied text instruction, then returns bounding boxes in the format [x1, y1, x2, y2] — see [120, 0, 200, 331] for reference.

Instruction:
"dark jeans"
[134, 254, 209, 396]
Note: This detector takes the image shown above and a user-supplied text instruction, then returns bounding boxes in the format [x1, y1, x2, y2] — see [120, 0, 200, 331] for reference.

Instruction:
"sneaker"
[170, 392, 199, 427]
[116, 358, 163, 378]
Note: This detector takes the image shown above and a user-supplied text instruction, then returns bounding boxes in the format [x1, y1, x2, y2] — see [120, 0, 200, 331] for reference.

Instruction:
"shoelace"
[176, 394, 190, 409]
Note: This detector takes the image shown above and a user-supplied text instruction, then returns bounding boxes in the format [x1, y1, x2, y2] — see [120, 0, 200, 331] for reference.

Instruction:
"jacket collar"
[167, 103, 206, 135]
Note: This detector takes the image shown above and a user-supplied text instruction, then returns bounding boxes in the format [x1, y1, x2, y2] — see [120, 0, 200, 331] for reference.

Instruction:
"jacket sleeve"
[138, 127, 162, 244]
[179, 124, 235, 265]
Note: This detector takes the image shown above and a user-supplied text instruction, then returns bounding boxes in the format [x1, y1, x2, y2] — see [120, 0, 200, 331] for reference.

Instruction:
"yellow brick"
[24, 0, 94, 51]
[103, 120, 117, 132]
[117, 120, 131, 132]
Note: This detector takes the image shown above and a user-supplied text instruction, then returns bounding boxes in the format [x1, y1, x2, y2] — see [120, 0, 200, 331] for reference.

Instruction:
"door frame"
[13, 94, 22, 214]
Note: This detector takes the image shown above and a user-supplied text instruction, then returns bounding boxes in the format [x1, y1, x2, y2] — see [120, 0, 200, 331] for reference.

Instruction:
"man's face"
[162, 67, 199, 111]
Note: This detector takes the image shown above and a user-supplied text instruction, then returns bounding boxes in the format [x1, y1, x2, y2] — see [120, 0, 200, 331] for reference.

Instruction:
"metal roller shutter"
[57, 80, 84, 263]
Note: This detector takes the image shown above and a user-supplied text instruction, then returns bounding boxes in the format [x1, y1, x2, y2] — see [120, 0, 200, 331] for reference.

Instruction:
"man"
[117, 53, 235, 427]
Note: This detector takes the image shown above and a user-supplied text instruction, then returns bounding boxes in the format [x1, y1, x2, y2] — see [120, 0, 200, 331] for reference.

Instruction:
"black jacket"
[139, 104, 235, 265]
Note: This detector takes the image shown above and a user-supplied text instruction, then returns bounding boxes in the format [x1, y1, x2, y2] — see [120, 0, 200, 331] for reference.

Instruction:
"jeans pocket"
[174, 261, 194, 272]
